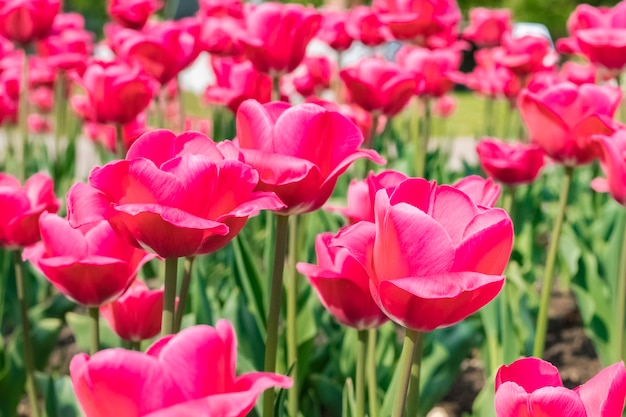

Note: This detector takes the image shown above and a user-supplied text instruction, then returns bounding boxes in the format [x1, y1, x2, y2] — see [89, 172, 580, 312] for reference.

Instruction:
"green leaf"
[44, 375, 82, 417]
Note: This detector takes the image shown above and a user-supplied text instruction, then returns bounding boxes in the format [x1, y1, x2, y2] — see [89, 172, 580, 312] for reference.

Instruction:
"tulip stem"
[617, 209, 626, 361]
[415, 98, 431, 178]
[405, 331, 425, 417]
[356, 330, 367, 417]
[363, 113, 380, 178]
[88, 307, 100, 355]
[287, 215, 301, 417]
[115, 123, 125, 159]
[17, 52, 29, 182]
[367, 329, 379, 417]
[502, 186, 516, 218]
[174, 256, 196, 333]
[263, 214, 290, 417]
[272, 73, 281, 102]
[161, 257, 179, 336]
[392, 329, 422, 417]
[484, 96, 495, 137]
[14, 251, 40, 417]
[533, 166, 574, 357]
[53, 71, 67, 161]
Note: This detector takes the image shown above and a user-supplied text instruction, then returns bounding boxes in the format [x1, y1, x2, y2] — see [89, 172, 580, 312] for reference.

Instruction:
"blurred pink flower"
[107, 0, 162, 30]
[463, 7, 511, 48]
[477, 138, 545, 185]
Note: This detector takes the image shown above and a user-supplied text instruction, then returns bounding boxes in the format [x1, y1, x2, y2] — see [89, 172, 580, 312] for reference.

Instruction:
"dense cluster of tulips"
[3, 0, 626, 416]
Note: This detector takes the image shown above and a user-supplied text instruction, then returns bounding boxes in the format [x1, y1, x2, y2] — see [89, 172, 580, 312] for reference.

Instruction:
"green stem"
[532, 166, 574, 357]
[362, 113, 380, 178]
[617, 209, 626, 361]
[131, 341, 142, 351]
[502, 186, 516, 218]
[367, 329, 379, 417]
[287, 215, 301, 417]
[356, 330, 367, 417]
[263, 214, 290, 417]
[17, 53, 29, 182]
[272, 73, 281, 102]
[53, 71, 66, 160]
[14, 251, 40, 417]
[415, 98, 431, 178]
[484, 96, 495, 137]
[405, 331, 425, 417]
[174, 256, 195, 333]
[116, 123, 125, 160]
[88, 307, 100, 355]
[392, 329, 421, 417]
[177, 75, 186, 132]
[161, 257, 179, 336]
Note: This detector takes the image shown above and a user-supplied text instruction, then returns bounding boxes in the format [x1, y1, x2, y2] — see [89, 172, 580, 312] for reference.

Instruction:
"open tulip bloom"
[495, 357, 626, 417]
[67, 129, 284, 258]
[71, 320, 292, 417]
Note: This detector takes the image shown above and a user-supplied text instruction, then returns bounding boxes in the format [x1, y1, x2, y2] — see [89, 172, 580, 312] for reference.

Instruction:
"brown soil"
[437, 290, 601, 417]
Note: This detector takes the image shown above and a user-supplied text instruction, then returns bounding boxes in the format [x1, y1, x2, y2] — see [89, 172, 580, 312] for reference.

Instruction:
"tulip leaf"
[0, 337, 26, 417]
[66, 312, 121, 352]
[44, 375, 81, 417]
[232, 235, 267, 333]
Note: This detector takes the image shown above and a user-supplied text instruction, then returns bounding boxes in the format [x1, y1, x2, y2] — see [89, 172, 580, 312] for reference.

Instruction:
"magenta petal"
[431, 185, 480, 246]
[39, 212, 88, 257]
[374, 191, 455, 281]
[496, 357, 563, 392]
[375, 272, 504, 331]
[156, 322, 237, 398]
[126, 129, 178, 165]
[70, 349, 183, 417]
[575, 361, 626, 417]
[236, 100, 290, 150]
[495, 383, 587, 417]
[66, 182, 114, 227]
[388, 178, 435, 213]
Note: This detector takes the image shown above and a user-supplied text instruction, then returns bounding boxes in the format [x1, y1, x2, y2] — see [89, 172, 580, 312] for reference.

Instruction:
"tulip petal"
[375, 272, 504, 331]
[495, 382, 587, 417]
[431, 185, 480, 246]
[495, 357, 563, 392]
[39, 212, 88, 257]
[575, 361, 626, 417]
[67, 182, 114, 227]
[236, 100, 290, 150]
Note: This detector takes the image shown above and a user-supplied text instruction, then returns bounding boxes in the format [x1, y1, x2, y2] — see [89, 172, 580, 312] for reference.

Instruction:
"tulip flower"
[0, 0, 60, 45]
[495, 357, 626, 417]
[113, 21, 199, 86]
[239, 2, 321, 75]
[71, 321, 293, 417]
[107, 0, 162, 30]
[100, 280, 164, 342]
[477, 138, 545, 185]
[396, 45, 461, 98]
[345, 6, 389, 47]
[71, 60, 156, 126]
[557, 4, 609, 55]
[452, 175, 501, 207]
[297, 231, 388, 330]
[340, 57, 417, 117]
[36, 28, 94, 73]
[463, 7, 511, 48]
[50, 12, 85, 33]
[591, 129, 626, 206]
[197, 0, 243, 19]
[199, 16, 245, 57]
[433, 95, 456, 118]
[326, 169, 407, 224]
[67, 129, 284, 258]
[500, 33, 557, 80]
[336, 177, 513, 332]
[561, 61, 597, 85]
[84, 114, 149, 155]
[317, 10, 353, 52]
[0, 173, 59, 248]
[204, 57, 272, 113]
[372, 0, 461, 47]
[235, 100, 384, 215]
[518, 81, 622, 166]
[23, 213, 153, 307]
[292, 56, 333, 98]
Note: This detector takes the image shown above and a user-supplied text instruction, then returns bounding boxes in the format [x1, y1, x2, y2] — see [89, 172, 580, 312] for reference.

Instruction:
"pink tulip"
[326, 169, 407, 224]
[107, 0, 162, 30]
[36, 28, 94, 73]
[345, 6, 389, 47]
[292, 56, 333, 98]
[463, 7, 511, 48]
[197, 0, 243, 19]
[71, 60, 156, 125]
[100, 280, 164, 342]
[452, 175, 501, 207]
[0, 173, 59, 248]
[337, 177, 513, 332]
[50, 12, 85, 33]
[500, 33, 557, 79]
[495, 357, 626, 417]
[204, 56, 272, 113]
[239, 2, 321, 75]
[199, 16, 245, 57]
[297, 231, 388, 329]
[591, 129, 626, 206]
[518, 81, 622, 166]
[28, 114, 50, 133]
[113, 21, 199, 85]
[396, 44, 462, 98]
[84, 114, 149, 155]
[235, 100, 384, 215]
[372, 0, 461, 47]
[577, 28, 626, 73]
[0, 0, 60, 45]
[23, 214, 153, 307]
[561, 61, 597, 85]
[67, 129, 285, 258]
[340, 57, 417, 117]
[476, 138, 545, 185]
[317, 9, 353, 52]
[433, 95, 456, 118]
[71, 321, 293, 417]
